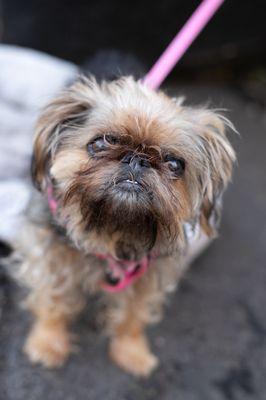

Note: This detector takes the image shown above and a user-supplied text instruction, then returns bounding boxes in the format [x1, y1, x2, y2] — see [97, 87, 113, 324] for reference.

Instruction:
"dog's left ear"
[187, 108, 236, 237]
[31, 78, 95, 191]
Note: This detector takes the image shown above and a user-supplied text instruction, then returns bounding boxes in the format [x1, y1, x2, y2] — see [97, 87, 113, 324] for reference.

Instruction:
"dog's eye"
[164, 155, 185, 176]
[87, 134, 118, 155]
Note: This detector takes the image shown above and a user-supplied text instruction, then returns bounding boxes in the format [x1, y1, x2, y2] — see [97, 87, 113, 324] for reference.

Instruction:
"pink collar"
[46, 186, 155, 292]
[47, 185, 58, 215]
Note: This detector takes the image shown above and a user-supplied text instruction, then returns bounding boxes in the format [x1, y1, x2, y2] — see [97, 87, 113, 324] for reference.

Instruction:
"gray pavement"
[1, 83, 266, 400]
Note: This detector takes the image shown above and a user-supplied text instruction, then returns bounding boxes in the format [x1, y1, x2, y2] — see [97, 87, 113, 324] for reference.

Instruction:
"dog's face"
[32, 77, 235, 260]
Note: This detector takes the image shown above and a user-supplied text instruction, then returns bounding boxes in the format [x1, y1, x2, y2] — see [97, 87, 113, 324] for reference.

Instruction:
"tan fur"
[13, 76, 236, 376]
[110, 332, 158, 376]
[24, 316, 73, 368]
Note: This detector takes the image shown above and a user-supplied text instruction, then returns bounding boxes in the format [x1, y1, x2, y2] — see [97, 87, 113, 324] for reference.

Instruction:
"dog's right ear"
[31, 78, 95, 191]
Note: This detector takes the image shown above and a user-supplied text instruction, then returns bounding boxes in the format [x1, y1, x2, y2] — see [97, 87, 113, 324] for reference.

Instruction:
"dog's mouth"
[124, 178, 139, 185]
[115, 178, 142, 192]
[99, 255, 149, 292]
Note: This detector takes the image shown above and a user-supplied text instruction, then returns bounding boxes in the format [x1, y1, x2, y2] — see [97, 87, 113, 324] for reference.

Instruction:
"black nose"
[121, 152, 151, 171]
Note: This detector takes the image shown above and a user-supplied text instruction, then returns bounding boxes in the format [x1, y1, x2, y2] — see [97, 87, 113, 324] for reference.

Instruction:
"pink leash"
[142, 0, 225, 90]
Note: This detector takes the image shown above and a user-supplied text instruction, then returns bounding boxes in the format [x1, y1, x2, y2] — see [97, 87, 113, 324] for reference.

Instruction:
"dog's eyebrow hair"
[61, 112, 88, 129]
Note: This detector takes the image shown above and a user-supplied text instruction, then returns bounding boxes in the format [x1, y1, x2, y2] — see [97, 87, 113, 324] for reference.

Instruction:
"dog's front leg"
[22, 256, 86, 368]
[15, 227, 87, 368]
[108, 288, 159, 377]
[23, 287, 85, 368]
[24, 307, 73, 368]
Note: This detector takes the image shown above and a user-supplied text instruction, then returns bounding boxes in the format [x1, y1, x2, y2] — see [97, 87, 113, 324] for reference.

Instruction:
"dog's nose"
[121, 152, 151, 171]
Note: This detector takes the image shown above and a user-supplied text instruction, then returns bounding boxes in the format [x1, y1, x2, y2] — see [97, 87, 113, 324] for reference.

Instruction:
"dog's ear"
[187, 108, 236, 237]
[31, 78, 94, 191]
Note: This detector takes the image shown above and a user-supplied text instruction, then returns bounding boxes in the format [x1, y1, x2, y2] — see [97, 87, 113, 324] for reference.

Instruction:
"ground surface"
[0, 84, 266, 400]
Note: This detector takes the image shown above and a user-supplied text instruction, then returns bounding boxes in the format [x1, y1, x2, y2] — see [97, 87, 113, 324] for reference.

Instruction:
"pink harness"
[46, 0, 224, 291]
[95, 253, 151, 293]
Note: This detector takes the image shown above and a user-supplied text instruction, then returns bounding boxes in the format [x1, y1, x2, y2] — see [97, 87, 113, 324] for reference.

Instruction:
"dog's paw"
[24, 323, 73, 368]
[109, 335, 158, 377]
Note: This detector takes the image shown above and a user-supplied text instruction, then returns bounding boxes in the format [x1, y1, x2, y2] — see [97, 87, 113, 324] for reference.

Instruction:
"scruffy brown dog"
[14, 76, 235, 376]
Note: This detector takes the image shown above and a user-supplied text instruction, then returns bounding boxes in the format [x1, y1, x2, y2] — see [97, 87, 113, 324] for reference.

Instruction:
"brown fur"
[13, 76, 235, 376]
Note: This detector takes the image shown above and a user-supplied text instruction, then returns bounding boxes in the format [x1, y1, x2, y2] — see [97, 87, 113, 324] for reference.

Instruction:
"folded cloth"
[0, 180, 30, 242]
[0, 45, 78, 243]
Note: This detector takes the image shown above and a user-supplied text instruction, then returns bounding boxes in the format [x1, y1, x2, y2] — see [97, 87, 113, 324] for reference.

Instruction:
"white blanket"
[0, 45, 78, 242]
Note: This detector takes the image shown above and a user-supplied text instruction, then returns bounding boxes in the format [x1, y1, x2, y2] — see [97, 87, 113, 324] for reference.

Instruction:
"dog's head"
[32, 76, 235, 260]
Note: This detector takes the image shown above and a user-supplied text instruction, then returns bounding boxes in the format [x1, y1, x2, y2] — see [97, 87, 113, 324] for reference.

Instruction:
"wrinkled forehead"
[80, 98, 194, 153]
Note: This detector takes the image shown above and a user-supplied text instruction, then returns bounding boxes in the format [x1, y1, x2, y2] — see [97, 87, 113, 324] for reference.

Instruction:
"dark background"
[0, 0, 266, 81]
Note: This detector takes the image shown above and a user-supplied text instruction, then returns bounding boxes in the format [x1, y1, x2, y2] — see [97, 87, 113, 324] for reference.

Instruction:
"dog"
[13, 76, 235, 376]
